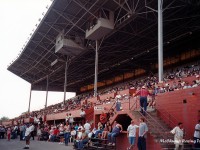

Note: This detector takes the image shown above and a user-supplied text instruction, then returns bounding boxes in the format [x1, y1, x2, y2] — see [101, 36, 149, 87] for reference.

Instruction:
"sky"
[0, 0, 75, 119]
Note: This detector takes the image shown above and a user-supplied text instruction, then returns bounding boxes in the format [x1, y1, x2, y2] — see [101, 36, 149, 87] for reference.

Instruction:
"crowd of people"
[1, 61, 200, 150]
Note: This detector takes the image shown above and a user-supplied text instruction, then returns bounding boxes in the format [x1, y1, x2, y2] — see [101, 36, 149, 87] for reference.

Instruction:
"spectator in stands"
[196, 75, 200, 85]
[74, 128, 82, 149]
[80, 108, 86, 124]
[50, 126, 59, 142]
[147, 86, 156, 108]
[108, 108, 115, 118]
[48, 126, 54, 142]
[192, 80, 198, 87]
[115, 95, 122, 111]
[64, 122, 71, 146]
[170, 122, 184, 150]
[65, 113, 69, 123]
[183, 82, 192, 89]
[77, 128, 89, 149]
[134, 86, 151, 116]
[70, 127, 76, 143]
[194, 120, 200, 149]
[127, 120, 139, 150]
[84, 120, 91, 134]
[137, 117, 148, 150]
[108, 121, 123, 146]
[68, 113, 74, 126]
[101, 121, 112, 139]
[74, 123, 79, 133]
[95, 122, 103, 138]
[100, 111, 107, 127]
[78, 123, 83, 130]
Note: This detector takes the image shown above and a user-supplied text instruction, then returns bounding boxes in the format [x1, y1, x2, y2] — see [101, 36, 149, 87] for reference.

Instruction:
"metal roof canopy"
[7, 0, 200, 93]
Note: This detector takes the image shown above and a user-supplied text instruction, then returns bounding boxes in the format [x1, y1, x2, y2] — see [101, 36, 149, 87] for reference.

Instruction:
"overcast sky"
[0, 0, 75, 119]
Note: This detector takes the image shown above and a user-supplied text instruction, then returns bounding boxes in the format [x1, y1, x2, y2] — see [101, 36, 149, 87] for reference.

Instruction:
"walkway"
[0, 139, 74, 150]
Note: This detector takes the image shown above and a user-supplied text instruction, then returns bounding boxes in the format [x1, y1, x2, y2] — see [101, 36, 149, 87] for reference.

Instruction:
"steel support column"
[28, 84, 32, 113]
[158, 0, 163, 82]
[45, 75, 49, 108]
[94, 40, 99, 97]
[63, 60, 68, 104]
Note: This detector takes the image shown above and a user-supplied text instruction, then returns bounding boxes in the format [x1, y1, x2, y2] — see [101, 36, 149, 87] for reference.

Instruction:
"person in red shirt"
[134, 86, 151, 116]
[100, 111, 107, 126]
[50, 127, 60, 142]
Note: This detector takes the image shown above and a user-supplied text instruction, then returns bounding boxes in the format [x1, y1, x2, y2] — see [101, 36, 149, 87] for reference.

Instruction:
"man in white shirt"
[23, 124, 34, 149]
[194, 120, 200, 149]
[127, 120, 139, 150]
[170, 122, 184, 150]
[84, 120, 91, 134]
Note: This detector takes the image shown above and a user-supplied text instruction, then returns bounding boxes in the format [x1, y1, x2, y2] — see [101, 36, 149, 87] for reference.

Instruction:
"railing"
[129, 96, 138, 110]
[129, 96, 178, 148]
[130, 94, 178, 129]
[107, 100, 117, 114]
[136, 106, 173, 148]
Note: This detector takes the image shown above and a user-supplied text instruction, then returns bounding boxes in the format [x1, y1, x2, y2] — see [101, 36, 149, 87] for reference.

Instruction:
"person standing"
[68, 113, 74, 126]
[80, 108, 86, 124]
[7, 127, 11, 141]
[194, 120, 200, 149]
[20, 124, 25, 141]
[1, 126, 6, 139]
[64, 122, 71, 146]
[170, 122, 184, 150]
[134, 86, 151, 116]
[127, 120, 139, 150]
[84, 120, 91, 134]
[137, 117, 148, 150]
[65, 113, 69, 123]
[23, 124, 33, 149]
[30, 124, 35, 140]
[13, 125, 18, 139]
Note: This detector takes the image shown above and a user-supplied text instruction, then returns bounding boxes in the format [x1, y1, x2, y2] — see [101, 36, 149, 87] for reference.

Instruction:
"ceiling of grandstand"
[8, 0, 200, 92]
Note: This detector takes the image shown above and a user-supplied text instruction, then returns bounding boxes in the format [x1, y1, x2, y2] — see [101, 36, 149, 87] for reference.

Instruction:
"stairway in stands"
[132, 109, 193, 149]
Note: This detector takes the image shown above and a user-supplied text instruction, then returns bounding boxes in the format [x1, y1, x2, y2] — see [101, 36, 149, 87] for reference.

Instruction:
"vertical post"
[158, 0, 163, 82]
[94, 40, 99, 97]
[63, 60, 68, 104]
[45, 75, 49, 108]
[28, 84, 32, 113]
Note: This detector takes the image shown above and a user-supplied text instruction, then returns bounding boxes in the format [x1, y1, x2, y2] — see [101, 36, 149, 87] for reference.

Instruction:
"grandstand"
[2, 0, 200, 150]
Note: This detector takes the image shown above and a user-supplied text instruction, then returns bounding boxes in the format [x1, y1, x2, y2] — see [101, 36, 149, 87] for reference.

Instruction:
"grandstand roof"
[7, 0, 200, 93]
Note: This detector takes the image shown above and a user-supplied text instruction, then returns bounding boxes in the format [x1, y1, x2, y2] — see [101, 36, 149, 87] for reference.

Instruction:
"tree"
[0, 116, 9, 122]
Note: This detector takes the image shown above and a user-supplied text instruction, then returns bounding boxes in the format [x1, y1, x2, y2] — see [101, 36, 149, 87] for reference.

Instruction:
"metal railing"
[130, 96, 178, 148]
[136, 106, 173, 148]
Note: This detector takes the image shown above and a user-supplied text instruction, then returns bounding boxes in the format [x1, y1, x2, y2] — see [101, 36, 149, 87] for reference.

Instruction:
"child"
[7, 127, 11, 141]
[37, 126, 41, 141]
